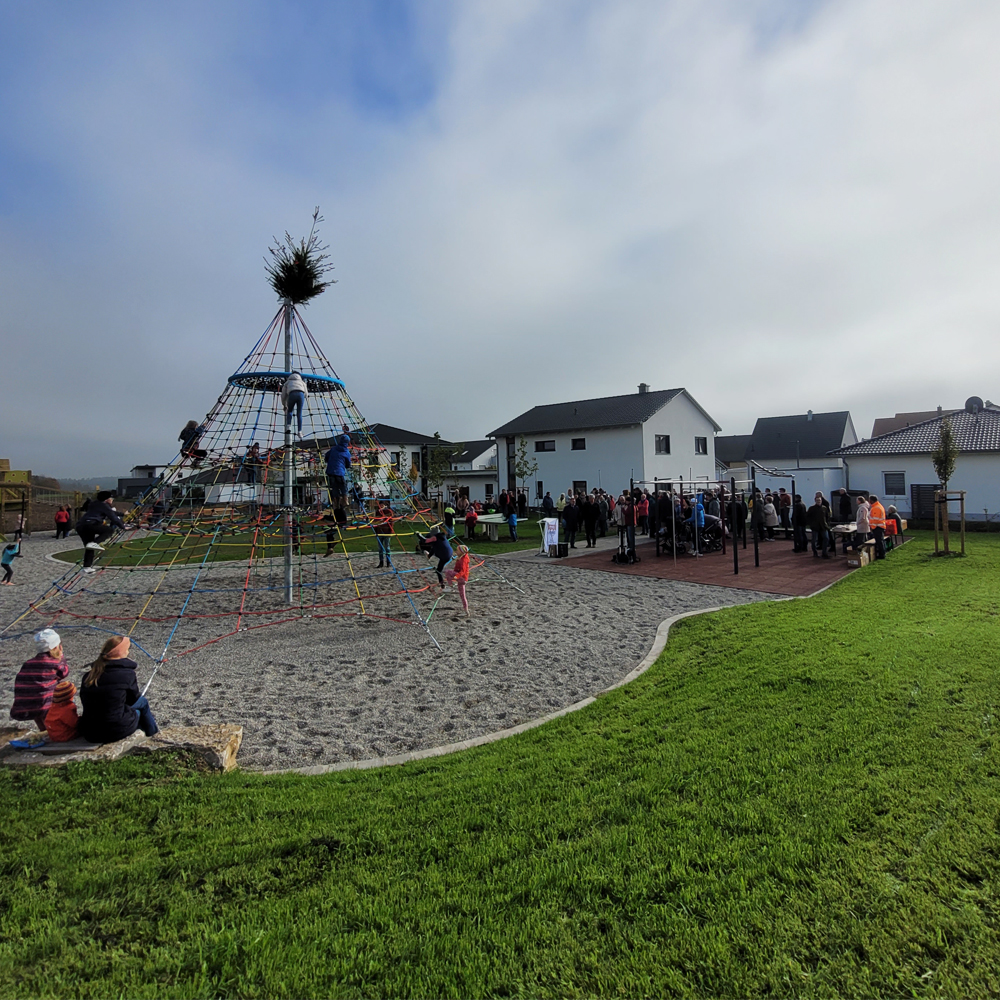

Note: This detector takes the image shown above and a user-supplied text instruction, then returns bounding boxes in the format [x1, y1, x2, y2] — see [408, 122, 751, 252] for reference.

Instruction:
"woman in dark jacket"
[80, 635, 159, 743]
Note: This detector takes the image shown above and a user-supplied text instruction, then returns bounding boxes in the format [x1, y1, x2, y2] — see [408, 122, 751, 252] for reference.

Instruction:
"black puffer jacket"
[562, 504, 580, 530]
[79, 658, 140, 743]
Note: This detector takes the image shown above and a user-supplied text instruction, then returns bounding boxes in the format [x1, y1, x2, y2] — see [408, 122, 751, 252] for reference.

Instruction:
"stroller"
[697, 514, 724, 553]
[656, 522, 687, 557]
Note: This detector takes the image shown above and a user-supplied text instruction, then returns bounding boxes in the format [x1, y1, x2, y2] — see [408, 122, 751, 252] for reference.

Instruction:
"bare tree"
[932, 416, 958, 488]
[932, 416, 959, 553]
[513, 436, 539, 506]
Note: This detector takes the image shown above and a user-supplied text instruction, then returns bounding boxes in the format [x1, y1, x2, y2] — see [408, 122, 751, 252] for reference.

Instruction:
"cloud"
[1, 0, 999, 475]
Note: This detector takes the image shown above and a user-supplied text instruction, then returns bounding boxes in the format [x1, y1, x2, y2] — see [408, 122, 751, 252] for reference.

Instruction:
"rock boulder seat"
[0, 724, 242, 771]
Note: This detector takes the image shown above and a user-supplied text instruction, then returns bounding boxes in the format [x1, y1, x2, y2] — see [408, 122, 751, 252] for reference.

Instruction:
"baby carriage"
[697, 514, 724, 553]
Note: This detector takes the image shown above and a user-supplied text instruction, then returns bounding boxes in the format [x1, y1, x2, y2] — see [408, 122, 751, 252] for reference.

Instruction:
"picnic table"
[831, 523, 858, 554]
[475, 513, 508, 542]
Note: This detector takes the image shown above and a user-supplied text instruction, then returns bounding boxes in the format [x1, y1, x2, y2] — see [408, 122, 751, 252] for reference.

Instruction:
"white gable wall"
[754, 469, 845, 502]
[446, 473, 498, 505]
[756, 454, 846, 470]
[842, 453, 1000, 520]
[640, 393, 717, 485]
[509, 426, 645, 497]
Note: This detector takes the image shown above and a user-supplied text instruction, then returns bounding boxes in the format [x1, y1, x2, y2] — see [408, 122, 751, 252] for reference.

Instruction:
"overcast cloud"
[1, 0, 999, 477]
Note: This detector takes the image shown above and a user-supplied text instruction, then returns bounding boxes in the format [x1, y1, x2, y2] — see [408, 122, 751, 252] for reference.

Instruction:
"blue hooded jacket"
[325, 434, 352, 477]
[687, 501, 705, 528]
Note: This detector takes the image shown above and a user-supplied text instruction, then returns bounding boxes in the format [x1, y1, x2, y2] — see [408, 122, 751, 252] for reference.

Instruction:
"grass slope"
[2, 533, 999, 997]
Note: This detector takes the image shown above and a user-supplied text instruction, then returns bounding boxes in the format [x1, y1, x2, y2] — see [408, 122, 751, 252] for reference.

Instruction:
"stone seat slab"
[36, 738, 103, 755]
[2, 730, 149, 767]
[0, 724, 242, 771]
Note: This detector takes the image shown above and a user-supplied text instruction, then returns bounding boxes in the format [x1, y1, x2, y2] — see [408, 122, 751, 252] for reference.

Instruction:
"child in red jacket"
[445, 545, 471, 616]
[464, 507, 478, 540]
[44, 680, 80, 742]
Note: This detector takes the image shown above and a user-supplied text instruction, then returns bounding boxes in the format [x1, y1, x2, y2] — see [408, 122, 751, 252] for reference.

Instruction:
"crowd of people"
[9, 629, 160, 746]
[781, 488, 903, 560]
[505, 482, 908, 563]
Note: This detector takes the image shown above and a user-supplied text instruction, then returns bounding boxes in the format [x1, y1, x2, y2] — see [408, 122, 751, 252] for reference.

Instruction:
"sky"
[2, 0, 999, 477]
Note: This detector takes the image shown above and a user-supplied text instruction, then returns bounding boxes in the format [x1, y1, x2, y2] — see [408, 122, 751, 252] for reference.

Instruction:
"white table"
[832, 523, 858, 554]
[475, 513, 508, 542]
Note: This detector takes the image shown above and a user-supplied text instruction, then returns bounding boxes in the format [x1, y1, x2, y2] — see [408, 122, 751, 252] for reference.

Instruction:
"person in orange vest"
[868, 494, 887, 560]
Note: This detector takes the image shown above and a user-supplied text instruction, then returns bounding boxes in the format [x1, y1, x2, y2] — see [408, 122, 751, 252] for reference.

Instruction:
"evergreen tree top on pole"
[265, 207, 336, 305]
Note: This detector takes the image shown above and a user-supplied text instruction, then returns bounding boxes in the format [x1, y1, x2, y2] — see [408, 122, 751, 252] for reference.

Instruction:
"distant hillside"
[51, 477, 122, 492]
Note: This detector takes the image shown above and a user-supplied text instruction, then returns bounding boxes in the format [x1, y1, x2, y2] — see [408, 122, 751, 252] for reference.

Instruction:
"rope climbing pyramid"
[1, 212, 519, 667]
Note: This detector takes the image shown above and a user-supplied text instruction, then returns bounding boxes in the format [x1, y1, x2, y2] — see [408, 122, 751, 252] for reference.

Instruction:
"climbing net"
[1, 304, 520, 664]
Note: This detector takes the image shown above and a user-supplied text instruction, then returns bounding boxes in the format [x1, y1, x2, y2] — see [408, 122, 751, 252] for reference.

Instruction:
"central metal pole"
[283, 299, 294, 604]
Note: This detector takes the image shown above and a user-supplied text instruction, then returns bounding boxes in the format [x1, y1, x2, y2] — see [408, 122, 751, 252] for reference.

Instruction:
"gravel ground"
[1, 532, 775, 770]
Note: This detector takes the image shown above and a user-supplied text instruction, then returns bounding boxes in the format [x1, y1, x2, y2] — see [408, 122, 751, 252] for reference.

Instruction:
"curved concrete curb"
[262, 604, 728, 777]
[46, 551, 80, 567]
[261, 565, 857, 777]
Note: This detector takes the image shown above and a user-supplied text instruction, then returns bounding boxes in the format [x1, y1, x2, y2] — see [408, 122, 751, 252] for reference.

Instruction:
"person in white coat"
[763, 497, 779, 539]
[854, 495, 871, 551]
[281, 372, 308, 435]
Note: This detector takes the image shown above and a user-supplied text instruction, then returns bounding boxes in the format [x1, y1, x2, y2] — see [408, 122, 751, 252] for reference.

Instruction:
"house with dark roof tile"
[870, 408, 958, 438]
[715, 410, 857, 499]
[830, 400, 1000, 520]
[488, 384, 720, 497]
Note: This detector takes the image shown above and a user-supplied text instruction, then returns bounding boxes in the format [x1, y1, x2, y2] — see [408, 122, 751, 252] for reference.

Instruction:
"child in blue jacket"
[1, 541, 19, 585]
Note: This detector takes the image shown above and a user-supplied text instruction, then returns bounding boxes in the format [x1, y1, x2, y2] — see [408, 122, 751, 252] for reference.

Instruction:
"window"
[535, 440, 556, 452]
[655, 435, 670, 455]
[536, 481, 543, 499]
[411, 451, 420, 472]
[485, 483, 494, 497]
[883, 472, 906, 496]
[694, 437, 708, 455]
[390, 451, 400, 470]
[571, 438, 586, 451]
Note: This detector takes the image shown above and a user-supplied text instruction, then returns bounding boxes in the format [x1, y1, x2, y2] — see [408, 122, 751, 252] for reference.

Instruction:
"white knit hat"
[34, 628, 61, 653]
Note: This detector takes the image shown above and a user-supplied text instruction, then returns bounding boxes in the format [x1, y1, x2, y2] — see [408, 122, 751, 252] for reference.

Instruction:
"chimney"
[807, 409, 813, 421]
[937, 405, 942, 413]
[638, 383, 649, 395]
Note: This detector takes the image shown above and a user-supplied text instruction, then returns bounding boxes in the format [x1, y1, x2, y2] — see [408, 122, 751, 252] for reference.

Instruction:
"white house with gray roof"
[716, 410, 857, 499]
[446, 439, 498, 504]
[829, 399, 1000, 520]
[488, 384, 720, 499]
[833, 397, 1000, 521]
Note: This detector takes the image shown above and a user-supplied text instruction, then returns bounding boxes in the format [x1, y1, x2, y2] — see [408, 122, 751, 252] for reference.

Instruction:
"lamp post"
[283, 299, 294, 604]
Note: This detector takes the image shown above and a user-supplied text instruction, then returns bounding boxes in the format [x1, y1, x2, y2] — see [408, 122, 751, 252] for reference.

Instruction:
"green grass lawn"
[52, 518, 544, 566]
[4, 533, 1000, 997]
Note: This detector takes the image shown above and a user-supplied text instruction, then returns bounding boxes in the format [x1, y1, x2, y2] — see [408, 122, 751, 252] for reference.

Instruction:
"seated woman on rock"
[80, 636, 159, 743]
[10, 629, 69, 730]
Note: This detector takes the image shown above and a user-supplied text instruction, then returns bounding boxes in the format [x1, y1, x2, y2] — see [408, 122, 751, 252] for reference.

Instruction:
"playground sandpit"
[0, 537, 774, 770]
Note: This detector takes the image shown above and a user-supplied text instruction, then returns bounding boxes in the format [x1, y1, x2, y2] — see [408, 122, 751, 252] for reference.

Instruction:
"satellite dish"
[966, 396, 984, 414]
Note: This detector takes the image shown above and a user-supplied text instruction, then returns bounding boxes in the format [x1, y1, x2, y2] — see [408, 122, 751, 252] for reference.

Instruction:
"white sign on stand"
[541, 517, 560, 554]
